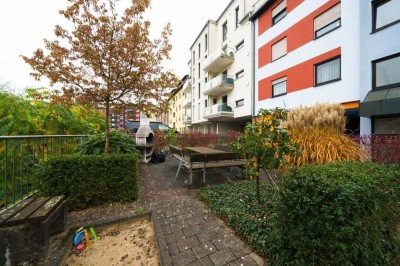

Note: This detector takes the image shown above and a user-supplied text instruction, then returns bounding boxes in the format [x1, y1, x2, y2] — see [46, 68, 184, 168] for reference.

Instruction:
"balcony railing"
[183, 115, 192, 125]
[0, 135, 89, 210]
[183, 78, 192, 93]
[203, 75, 234, 96]
[183, 96, 192, 108]
[203, 47, 234, 73]
[203, 103, 235, 120]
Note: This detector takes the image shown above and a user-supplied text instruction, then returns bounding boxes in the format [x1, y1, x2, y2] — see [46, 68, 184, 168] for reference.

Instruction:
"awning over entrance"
[359, 87, 400, 117]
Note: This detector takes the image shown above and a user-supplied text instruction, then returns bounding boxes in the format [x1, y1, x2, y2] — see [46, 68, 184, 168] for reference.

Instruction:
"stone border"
[54, 211, 170, 266]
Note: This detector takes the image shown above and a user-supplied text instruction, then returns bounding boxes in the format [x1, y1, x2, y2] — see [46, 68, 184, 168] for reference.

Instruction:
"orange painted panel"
[258, 47, 341, 101]
[258, 0, 341, 68]
[342, 101, 360, 109]
[287, 0, 305, 13]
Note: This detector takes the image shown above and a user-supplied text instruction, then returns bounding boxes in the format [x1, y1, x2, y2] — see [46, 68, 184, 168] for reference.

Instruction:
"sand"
[64, 219, 160, 266]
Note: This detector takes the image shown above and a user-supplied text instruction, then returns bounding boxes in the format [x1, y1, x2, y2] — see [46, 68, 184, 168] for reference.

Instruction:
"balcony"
[183, 78, 192, 93]
[183, 115, 192, 125]
[183, 96, 192, 109]
[203, 75, 234, 97]
[203, 103, 234, 120]
[203, 47, 234, 73]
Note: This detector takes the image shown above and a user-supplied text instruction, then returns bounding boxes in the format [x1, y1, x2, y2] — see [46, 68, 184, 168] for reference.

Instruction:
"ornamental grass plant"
[283, 103, 365, 166]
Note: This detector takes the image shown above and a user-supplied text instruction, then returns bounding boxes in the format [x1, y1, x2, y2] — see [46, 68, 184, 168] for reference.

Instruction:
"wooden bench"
[0, 196, 67, 265]
[184, 152, 247, 187]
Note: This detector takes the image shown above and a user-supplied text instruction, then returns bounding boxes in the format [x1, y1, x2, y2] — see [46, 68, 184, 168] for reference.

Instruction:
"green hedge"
[198, 181, 275, 258]
[34, 154, 139, 210]
[270, 162, 400, 265]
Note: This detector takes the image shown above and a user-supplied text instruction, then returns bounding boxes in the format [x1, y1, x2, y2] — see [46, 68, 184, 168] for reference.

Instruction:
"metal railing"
[0, 135, 89, 210]
[203, 47, 235, 71]
[204, 75, 234, 95]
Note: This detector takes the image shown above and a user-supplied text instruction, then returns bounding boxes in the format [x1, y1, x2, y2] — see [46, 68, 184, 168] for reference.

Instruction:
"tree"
[22, 0, 178, 153]
[231, 108, 299, 203]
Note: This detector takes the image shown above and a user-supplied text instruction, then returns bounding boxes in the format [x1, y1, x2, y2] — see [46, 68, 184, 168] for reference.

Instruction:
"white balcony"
[204, 75, 234, 97]
[183, 96, 192, 109]
[203, 47, 234, 74]
[203, 103, 234, 120]
[183, 115, 192, 125]
[183, 78, 192, 93]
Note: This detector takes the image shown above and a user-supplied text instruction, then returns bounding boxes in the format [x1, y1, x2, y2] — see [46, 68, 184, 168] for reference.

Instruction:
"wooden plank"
[28, 196, 65, 223]
[5, 197, 49, 226]
[185, 147, 227, 154]
[0, 198, 35, 227]
[185, 160, 246, 170]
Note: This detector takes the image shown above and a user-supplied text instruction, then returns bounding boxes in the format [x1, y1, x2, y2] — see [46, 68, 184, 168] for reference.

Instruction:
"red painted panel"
[258, 0, 305, 36]
[258, 0, 341, 68]
[258, 47, 341, 101]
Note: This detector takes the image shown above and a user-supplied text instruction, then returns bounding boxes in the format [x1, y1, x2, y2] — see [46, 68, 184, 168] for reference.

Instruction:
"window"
[198, 83, 201, 98]
[213, 98, 217, 105]
[205, 34, 208, 51]
[272, 37, 287, 61]
[373, 0, 400, 31]
[272, 0, 286, 25]
[193, 51, 195, 64]
[236, 40, 244, 51]
[272, 76, 287, 97]
[315, 57, 341, 86]
[198, 43, 201, 58]
[205, 99, 208, 107]
[222, 21, 228, 41]
[205, 77, 208, 83]
[198, 63, 200, 79]
[373, 117, 400, 134]
[373, 52, 400, 90]
[198, 103, 201, 119]
[235, 6, 240, 28]
[236, 70, 244, 79]
[236, 99, 244, 107]
[314, 3, 341, 39]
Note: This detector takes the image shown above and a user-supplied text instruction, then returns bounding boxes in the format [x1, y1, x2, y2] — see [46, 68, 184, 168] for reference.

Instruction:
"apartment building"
[99, 108, 137, 130]
[168, 75, 190, 132]
[188, 0, 258, 134]
[251, 0, 400, 135]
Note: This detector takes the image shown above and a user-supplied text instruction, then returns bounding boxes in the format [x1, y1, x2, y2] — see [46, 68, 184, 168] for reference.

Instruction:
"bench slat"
[184, 160, 246, 170]
[28, 196, 65, 222]
[5, 197, 50, 226]
[0, 198, 35, 227]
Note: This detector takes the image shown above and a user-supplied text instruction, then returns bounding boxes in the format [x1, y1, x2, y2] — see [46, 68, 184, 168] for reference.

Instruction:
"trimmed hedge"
[197, 181, 275, 258]
[269, 162, 400, 265]
[34, 154, 139, 210]
[198, 162, 400, 265]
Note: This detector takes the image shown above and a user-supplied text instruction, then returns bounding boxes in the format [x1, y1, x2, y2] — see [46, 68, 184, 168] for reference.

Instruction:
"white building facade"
[188, 0, 258, 134]
[251, 0, 400, 135]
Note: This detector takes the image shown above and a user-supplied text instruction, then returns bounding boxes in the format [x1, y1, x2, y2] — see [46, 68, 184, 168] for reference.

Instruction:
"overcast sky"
[0, 0, 231, 92]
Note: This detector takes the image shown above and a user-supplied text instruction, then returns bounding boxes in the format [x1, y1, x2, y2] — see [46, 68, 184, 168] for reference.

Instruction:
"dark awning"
[359, 87, 400, 117]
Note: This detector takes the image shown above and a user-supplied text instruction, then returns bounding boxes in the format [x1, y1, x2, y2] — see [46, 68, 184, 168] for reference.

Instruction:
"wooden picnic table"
[184, 146, 228, 154]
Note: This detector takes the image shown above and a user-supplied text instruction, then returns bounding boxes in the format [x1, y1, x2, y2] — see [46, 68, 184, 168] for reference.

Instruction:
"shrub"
[34, 154, 139, 210]
[269, 162, 400, 265]
[358, 134, 400, 164]
[197, 181, 275, 258]
[75, 130, 138, 155]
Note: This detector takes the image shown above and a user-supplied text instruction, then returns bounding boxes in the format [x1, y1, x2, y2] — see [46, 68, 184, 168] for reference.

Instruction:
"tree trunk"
[105, 101, 110, 154]
[256, 156, 260, 203]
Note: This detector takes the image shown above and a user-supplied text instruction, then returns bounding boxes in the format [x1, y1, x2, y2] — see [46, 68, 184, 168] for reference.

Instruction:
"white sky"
[0, 0, 232, 92]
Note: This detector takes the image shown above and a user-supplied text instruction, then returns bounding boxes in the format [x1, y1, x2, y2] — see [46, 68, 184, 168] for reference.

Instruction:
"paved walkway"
[140, 156, 267, 266]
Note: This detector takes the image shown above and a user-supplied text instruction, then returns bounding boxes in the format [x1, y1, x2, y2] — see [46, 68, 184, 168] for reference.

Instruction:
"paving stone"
[170, 221, 190, 232]
[248, 252, 266, 265]
[196, 230, 219, 243]
[187, 216, 205, 226]
[187, 256, 214, 266]
[171, 249, 197, 266]
[192, 242, 217, 259]
[177, 236, 201, 252]
[228, 255, 258, 266]
[199, 219, 220, 231]
[183, 225, 204, 237]
[160, 221, 172, 234]
[168, 242, 180, 256]
[229, 241, 252, 258]
[209, 247, 236, 266]
[165, 230, 184, 244]
[212, 234, 237, 250]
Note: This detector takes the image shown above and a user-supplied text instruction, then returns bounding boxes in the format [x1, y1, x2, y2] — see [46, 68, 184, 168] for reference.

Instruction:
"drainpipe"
[251, 16, 256, 119]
